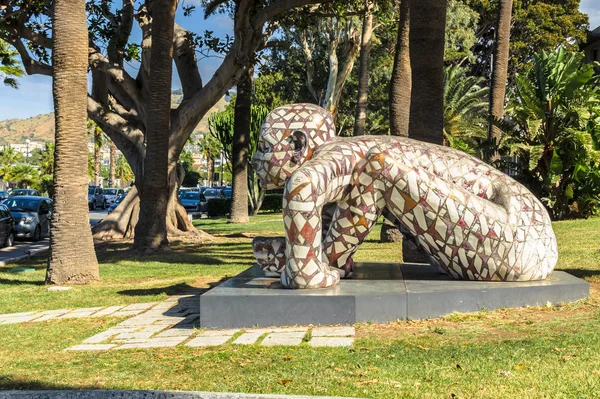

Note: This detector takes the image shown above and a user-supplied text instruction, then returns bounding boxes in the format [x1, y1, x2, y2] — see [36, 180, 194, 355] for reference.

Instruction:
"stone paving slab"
[186, 335, 233, 347]
[116, 337, 187, 349]
[261, 331, 307, 346]
[311, 327, 355, 337]
[58, 307, 105, 319]
[92, 306, 125, 317]
[308, 337, 354, 347]
[66, 344, 117, 351]
[35, 309, 71, 321]
[232, 331, 265, 345]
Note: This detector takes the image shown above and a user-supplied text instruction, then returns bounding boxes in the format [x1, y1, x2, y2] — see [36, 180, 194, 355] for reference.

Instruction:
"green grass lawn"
[0, 214, 599, 397]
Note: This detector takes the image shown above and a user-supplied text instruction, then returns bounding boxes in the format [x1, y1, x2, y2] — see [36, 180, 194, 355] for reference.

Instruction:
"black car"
[0, 191, 9, 201]
[4, 196, 52, 241]
[0, 204, 15, 247]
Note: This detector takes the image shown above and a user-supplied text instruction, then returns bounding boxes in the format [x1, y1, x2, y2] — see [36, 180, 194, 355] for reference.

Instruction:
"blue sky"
[0, 2, 599, 121]
[0, 2, 233, 121]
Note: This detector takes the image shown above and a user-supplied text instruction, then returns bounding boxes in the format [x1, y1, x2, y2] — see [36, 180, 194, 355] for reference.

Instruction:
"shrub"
[498, 47, 600, 219]
[207, 198, 232, 217]
[260, 194, 283, 213]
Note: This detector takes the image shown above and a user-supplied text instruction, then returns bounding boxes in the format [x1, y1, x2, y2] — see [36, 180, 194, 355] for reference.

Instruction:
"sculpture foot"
[281, 267, 340, 289]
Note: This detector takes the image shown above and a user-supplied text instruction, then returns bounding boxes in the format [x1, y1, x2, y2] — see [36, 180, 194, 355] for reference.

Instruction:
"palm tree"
[229, 65, 253, 224]
[4, 163, 38, 188]
[487, 0, 513, 146]
[389, 0, 411, 137]
[115, 155, 134, 183]
[443, 66, 489, 156]
[133, 0, 177, 251]
[0, 39, 24, 88]
[109, 141, 116, 187]
[353, 0, 374, 136]
[46, 0, 99, 285]
[408, 0, 447, 144]
[30, 143, 55, 175]
[0, 146, 24, 166]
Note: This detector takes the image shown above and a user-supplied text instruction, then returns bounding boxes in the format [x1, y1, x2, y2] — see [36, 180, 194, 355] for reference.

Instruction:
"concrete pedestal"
[199, 262, 589, 329]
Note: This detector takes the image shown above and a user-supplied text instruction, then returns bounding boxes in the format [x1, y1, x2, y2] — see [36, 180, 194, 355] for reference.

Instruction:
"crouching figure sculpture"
[250, 103, 558, 289]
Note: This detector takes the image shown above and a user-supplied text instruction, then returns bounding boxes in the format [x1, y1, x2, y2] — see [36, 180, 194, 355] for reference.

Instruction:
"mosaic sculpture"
[251, 103, 558, 289]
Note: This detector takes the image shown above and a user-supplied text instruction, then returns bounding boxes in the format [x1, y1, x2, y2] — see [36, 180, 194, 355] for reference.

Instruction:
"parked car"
[0, 191, 9, 202]
[223, 187, 232, 199]
[4, 196, 51, 241]
[179, 191, 206, 212]
[0, 204, 15, 247]
[88, 186, 106, 210]
[203, 188, 225, 201]
[107, 193, 126, 214]
[9, 189, 41, 198]
[103, 188, 125, 205]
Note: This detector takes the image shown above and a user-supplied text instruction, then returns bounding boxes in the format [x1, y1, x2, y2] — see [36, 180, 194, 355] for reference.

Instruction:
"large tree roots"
[92, 186, 211, 242]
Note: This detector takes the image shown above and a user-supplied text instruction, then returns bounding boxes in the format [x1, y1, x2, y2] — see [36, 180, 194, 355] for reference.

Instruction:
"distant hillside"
[0, 94, 229, 145]
[0, 113, 54, 145]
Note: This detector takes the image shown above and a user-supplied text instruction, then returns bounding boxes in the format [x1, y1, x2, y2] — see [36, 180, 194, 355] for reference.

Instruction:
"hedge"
[260, 194, 283, 213]
[207, 198, 232, 217]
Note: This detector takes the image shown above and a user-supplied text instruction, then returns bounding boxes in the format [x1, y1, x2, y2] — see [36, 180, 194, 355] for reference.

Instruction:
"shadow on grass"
[558, 268, 600, 279]
[117, 277, 229, 297]
[0, 278, 45, 286]
[0, 375, 98, 390]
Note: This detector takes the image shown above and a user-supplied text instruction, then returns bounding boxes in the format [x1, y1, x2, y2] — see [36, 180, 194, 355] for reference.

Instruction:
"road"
[0, 210, 106, 264]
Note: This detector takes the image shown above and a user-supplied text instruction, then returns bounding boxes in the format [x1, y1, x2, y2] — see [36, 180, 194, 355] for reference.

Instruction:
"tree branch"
[8, 37, 52, 75]
[251, 0, 334, 32]
[88, 47, 146, 122]
[87, 95, 146, 159]
[173, 23, 202, 100]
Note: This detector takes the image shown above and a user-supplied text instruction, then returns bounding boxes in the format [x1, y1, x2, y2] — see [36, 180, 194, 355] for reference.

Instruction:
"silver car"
[88, 186, 106, 210]
[103, 188, 125, 205]
[4, 196, 51, 241]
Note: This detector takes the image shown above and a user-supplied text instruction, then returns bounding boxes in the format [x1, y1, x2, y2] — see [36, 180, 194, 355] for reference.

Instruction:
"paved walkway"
[0, 210, 106, 265]
[0, 293, 355, 350]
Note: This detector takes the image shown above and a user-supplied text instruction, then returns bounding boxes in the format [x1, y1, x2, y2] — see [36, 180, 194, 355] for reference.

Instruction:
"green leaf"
[528, 145, 544, 171]
[550, 149, 564, 175]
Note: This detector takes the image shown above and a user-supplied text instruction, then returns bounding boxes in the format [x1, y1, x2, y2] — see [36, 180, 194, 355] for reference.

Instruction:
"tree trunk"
[384, 0, 411, 246]
[46, 0, 99, 284]
[133, 0, 177, 251]
[353, 3, 374, 137]
[207, 157, 214, 186]
[94, 129, 101, 186]
[389, 0, 412, 137]
[229, 65, 253, 224]
[109, 140, 116, 187]
[487, 0, 513, 145]
[408, 0, 446, 145]
[401, 0, 446, 261]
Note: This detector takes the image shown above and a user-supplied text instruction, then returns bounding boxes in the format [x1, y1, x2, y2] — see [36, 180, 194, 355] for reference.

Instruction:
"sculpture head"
[251, 103, 336, 189]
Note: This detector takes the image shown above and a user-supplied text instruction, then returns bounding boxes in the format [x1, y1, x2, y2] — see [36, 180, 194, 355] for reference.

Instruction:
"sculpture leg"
[281, 178, 340, 289]
[252, 237, 286, 275]
[323, 201, 384, 277]
[251, 203, 340, 276]
[377, 150, 556, 281]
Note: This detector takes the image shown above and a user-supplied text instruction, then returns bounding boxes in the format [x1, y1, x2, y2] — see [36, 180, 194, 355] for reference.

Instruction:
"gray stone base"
[199, 262, 589, 329]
